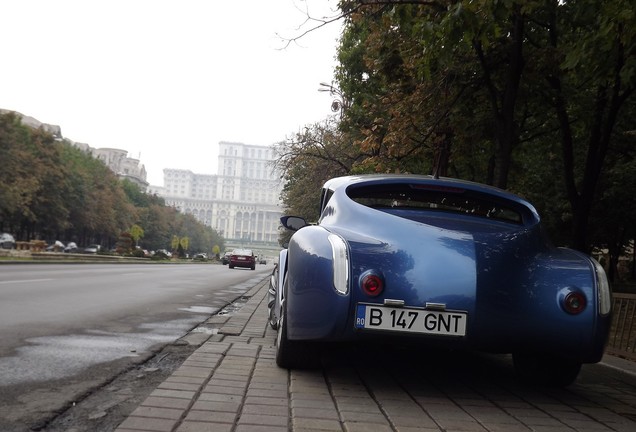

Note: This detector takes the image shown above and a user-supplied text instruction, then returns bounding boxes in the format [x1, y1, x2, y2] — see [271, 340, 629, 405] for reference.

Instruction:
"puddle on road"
[191, 326, 219, 335]
[0, 276, 264, 386]
[178, 306, 218, 314]
[0, 316, 209, 386]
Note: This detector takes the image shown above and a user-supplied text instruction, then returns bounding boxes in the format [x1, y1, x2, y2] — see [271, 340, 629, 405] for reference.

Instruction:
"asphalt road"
[0, 262, 271, 431]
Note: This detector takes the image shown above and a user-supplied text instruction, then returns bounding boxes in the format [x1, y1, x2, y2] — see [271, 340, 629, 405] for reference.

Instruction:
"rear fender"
[285, 226, 351, 340]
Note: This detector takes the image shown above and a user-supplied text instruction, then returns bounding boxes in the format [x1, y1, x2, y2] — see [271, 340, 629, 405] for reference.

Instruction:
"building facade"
[149, 142, 283, 252]
[92, 147, 148, 188]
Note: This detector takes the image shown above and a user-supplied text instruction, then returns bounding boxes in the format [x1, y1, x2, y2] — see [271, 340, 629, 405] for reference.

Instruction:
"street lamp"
[318, 82, 349, 117]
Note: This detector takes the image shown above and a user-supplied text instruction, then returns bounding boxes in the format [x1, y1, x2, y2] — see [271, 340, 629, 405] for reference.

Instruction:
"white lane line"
[0, 279, 54, 285]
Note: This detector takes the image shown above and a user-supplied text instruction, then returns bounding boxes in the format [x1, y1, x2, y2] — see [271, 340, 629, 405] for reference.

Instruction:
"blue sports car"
[268, 175, 612, 386]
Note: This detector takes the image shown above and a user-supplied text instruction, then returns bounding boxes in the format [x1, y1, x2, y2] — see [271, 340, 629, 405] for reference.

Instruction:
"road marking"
[0, 279, 54, 284]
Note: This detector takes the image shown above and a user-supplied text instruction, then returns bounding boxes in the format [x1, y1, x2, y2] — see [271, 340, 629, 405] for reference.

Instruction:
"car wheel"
[275, 285, 319, 369]
[229, 264, 234, 269]
[268, 304, 278, 330]
[513, 353, 582, 387]
[251, 265, 255, 270]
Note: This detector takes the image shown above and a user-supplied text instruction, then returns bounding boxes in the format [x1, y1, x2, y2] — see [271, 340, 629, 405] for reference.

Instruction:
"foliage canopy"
[277, 0, 635, 281]
[0, 112, 224, 256]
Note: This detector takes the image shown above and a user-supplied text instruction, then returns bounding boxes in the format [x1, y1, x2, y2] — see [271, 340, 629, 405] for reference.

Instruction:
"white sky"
[0, 0, 342, 186]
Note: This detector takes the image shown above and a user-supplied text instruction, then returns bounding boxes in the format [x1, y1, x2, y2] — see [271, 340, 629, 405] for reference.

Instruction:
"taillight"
[328, 234, 349, 295]
[563, 291, 587, 314]
[592, 258, 611, 316]
[360, 272, 384, 297]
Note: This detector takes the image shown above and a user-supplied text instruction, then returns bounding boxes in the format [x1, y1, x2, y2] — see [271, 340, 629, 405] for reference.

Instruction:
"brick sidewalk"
[115, 278, 636, 432]
[115, 277, 289, 432]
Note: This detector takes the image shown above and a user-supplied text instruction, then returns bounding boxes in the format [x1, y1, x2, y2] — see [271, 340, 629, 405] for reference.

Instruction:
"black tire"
[275, 287, 320, 369]
[229, 264, 234, 269]
[251, 265, 255, 270]
[275, 301, 300, 368]
[513, 353, 582, 387]
[268, 304, 278, 330]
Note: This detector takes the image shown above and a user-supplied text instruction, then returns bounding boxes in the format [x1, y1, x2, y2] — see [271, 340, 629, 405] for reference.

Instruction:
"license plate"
[355, 303, 467, 336]
[237, 257, 245, 260]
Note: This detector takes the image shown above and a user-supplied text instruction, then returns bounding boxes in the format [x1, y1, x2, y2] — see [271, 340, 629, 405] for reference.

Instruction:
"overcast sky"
[1, 0, 342, 185]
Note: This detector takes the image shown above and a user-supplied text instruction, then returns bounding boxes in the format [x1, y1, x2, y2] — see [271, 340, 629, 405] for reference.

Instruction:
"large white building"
[149, 141, 283, 250]
[92, 147, 148, 188]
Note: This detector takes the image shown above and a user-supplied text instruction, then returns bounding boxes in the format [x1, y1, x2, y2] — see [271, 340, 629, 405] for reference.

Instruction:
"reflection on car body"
[268, 174, 612, 387]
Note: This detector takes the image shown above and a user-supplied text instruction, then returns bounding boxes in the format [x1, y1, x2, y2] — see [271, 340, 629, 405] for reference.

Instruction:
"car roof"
[323, 174, 534, 208]
[232, 249, 253, 254]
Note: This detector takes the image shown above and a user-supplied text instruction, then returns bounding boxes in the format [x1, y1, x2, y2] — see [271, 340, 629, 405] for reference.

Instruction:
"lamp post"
[318, 82, 349, 118]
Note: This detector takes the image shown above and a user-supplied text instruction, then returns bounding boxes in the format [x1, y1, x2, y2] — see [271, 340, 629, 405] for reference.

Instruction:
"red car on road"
[229, 248, 256, 270]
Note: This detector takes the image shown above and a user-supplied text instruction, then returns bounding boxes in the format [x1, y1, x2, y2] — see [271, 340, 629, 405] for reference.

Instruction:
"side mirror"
[281, 216, 307, 231]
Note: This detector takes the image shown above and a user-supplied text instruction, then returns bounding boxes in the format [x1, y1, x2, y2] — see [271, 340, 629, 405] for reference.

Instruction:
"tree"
[129, 224, 144, 247]
[1, 111, 223, 254]
[332, 0, 636, 256]
[171, 235, 180, 252]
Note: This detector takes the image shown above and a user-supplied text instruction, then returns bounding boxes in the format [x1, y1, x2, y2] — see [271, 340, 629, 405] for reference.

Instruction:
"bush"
[130, 248, 146, 258]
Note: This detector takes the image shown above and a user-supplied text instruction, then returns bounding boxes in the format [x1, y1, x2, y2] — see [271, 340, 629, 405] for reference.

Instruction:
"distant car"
[84, 244, 101, 254]
[154, 249, 172, 258]
[259, 257, 267, 265]
[221, 252, 231, 265]
[229, 249, 256, 270]
[63, 242, 78, 253]
[269, 174, 612, 386]
[193, 252, 208, 261]
[45, 240, 65, 252]
[0, 233, 16, 249]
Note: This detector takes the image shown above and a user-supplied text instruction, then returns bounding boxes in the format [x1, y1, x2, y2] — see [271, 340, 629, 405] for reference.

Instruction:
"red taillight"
[361, 274, 384, 297]
[563, 292, 587, 314]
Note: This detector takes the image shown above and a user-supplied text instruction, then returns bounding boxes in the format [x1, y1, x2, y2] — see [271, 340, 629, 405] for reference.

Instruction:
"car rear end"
[229, 249, 256, 270]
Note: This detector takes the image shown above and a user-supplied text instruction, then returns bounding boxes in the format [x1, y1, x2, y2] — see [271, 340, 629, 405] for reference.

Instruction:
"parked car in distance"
[154, 249, 172, 258]
[221, 251, 231, 265]
[269, 174, 612, 387]
[229, 249, 256, 270]
[45, 240, 65, 252]
[193, 252, 207, 261]
[84, 244, 101, 254]
[63, 242, 78, 253]
[0, 233, 16, 249]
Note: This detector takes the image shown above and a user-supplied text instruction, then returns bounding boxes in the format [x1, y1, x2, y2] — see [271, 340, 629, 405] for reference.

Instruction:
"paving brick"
[184, 410, 237, 424]
[191, 400, 242, 412]
[238, 413, 289, 426]
[293, 417, 344, 431]
[197, 392, 243, 403]
[157, 381, 202, 392]
[113, 278, 636, 432]
[292, 406, 340, 420]
[342, 421, 393, 432]
[141, 396, 191, 410]
[176, 421, 233, 432]
[117, 416, 178, 432]
[244, 396, 289, 406]
[207, 378, 249, 389]
[150, 389, 197, 400]
[173, 366, 213, 379]
[242, 403, 288, 416]
[129, 406, 184, 420]
[234, 425, 289, 432]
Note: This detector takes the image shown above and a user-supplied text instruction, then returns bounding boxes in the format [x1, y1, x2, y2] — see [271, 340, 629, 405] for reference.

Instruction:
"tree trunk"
[475, 5, 524, 189]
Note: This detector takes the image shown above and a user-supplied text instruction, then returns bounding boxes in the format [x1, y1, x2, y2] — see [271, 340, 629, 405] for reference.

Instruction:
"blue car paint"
[281, 175, 610, 364]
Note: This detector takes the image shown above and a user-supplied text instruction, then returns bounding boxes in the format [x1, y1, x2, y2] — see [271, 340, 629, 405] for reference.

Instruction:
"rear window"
[347, 183, 523, 224]
[232, 249, 253, 256]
